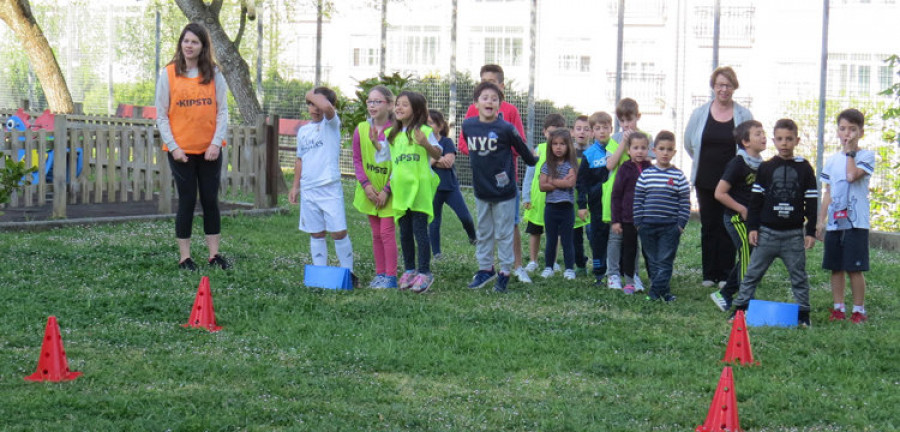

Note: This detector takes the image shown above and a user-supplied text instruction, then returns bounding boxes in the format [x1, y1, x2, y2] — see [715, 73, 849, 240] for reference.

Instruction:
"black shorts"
[525, 221, 544, 235]
[822, 228, 869, 272]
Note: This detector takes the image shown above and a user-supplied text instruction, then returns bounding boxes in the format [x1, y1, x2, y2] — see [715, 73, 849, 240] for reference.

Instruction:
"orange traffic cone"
[183, 276, 222, 332]
[24, 316, 82, 382]
[723, 310, 757, 365]
[696, 366, 743, 432]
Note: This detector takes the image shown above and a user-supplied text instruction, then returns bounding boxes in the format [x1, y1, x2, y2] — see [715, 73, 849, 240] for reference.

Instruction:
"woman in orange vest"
[155, 23, 230, 271]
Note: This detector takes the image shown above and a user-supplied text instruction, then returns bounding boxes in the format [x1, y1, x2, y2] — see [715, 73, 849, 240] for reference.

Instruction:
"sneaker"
[701, 280, 716, 288]
[494, 272, 510, 293]
[382, 275, 398, 289]
[369, 274, 385, 288]
[398, 270, 418, 291]
[623, 284, 635, 295]
[594, 276, 606, 287]
[553, 262, 561, 272]
[850, 311, 868, 324]
[468, 269, 496, 289]
[411, 273, 434, 294]
[608, 274, 622, 290]
[634, 274, 645, 292]
[514, 267, 533, 283]
[829, 309, 846, 321]
[710, 291, 729, 312]
[662, 294, 677, 303]
[179, 258, 198, 271]
[798, 310, 811, 327]
[563, 269, 576, 280]
[524, 261, 539, 272]
[645, 294, 659, 301]
[469, 236, 478, 245]
[208, 254, 231, 270]
[718, 280, 727, 290]
[540, 267, 554, 279]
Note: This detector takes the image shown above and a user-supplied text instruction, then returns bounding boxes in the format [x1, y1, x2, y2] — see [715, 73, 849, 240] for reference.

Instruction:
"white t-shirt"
[296, 114, 342, 191]
[821, 149, 875, 230]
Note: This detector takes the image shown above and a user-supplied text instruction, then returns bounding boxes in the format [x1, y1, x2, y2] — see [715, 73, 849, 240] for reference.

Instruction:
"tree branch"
[234, 5, 247, 48]
[210, 0, 223, 16]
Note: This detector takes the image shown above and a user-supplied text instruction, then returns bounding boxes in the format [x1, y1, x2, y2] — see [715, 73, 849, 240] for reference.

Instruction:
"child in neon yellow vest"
[386, 91, 442, 294]
[352, 85, 397, 289]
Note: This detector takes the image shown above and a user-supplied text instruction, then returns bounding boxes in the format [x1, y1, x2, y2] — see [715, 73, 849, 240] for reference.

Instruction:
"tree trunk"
[175, 0, 261, 124]
[0, 0, 75, 113]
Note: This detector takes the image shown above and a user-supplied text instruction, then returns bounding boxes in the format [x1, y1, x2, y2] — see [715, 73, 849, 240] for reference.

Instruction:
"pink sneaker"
[398, 270, 417, 291]
[623, 284, 636, 295]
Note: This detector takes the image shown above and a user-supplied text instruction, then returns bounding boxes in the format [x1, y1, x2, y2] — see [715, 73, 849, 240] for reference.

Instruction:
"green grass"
[1, 179, 898, 431]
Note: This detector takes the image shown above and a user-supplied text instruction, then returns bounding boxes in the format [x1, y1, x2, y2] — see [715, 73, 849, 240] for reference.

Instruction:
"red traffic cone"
[183, 276, 222, 332]
[696, 366, 743, 432]
[723, 310, 757, 365]
[24, 316, 82, 382]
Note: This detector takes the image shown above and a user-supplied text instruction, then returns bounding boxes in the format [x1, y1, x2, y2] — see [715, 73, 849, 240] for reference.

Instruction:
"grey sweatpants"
[475, 197, 517, 275]
[734, 226, 811, 311]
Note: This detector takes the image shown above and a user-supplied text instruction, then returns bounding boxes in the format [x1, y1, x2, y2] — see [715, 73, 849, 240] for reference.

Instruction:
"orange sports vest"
[163, 64, 222, 154]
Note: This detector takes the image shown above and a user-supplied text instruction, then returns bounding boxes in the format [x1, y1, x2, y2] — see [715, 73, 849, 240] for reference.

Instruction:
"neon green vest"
[387, 125, 439, 222]
[601, 138, 629, 222]
[353, 122, 393, 217]
[525, 143, 590, 228]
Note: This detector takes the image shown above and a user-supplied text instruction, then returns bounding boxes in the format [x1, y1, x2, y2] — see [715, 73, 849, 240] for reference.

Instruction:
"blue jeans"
[588, 208, 610, 278]
[430, 189, 476, 255]
[544, 202, 575, 270]
[639, 223, 682, 298]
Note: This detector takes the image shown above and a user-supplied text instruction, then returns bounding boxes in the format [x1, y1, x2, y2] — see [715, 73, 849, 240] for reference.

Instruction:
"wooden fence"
[1, 111, 280, 219]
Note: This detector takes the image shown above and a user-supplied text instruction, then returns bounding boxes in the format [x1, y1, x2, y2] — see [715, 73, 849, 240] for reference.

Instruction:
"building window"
[608, 62, 665, 113]
[828, 53, 893, 98]
[693, 5, 755, 47]
[352, 47, 378, 67]
[387, 26, 441, 67]
[558, 54, 591, 73]
[470, 26, 524, 67]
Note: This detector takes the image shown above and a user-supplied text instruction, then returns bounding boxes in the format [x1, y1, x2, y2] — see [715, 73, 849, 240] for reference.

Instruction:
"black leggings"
[168, 152, 222, 239]
[398, 211, 431, 274]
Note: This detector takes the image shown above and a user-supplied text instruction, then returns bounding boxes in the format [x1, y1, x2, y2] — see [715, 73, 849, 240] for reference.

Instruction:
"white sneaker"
[514, 266, 532, 283]
[634, 274, 645, 292]
[553, 262, 561, 272]
[540, 267, 554, 278]
[563, 269, 576, 280]
[608, 274, 622, 290]
[701, 280, 716, 288]
[524, 261, 538, 272]
[718, 280, 727, 289]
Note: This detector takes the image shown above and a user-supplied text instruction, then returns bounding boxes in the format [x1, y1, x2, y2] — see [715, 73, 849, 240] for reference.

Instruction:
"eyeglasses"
[366, 100, 386, 106]
[714, 83, 734, 91]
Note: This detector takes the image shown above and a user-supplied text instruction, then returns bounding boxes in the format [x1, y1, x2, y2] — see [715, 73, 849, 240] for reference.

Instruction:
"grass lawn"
[1, 179, 898, 431]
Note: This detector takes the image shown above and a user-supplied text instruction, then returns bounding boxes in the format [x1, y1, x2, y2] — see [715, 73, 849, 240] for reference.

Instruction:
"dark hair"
[574, 114, 589, 124]
[428, 109, 449, 137]
[388, 91, 429, 145]
[170, 23, 217, 84]
[480, 64, 505, 84]
[773, 118, 799, 136]
[543, 113, 566, 131]
[616, 98, 640, 119]
[654, 130, 676, 147]
[710, 66, 739, 90]
[473, 81, 504, 103]
[545, 129, 577, 178]
[837, 108, 865, 129]
[314, 86, 337, 106]
[733, 120, 763, 148]
[625, 131, 651, 149]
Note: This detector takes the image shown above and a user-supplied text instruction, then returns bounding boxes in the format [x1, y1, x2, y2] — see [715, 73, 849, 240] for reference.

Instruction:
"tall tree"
[0, 0, 74, 113]
[175, 0, 261, 124]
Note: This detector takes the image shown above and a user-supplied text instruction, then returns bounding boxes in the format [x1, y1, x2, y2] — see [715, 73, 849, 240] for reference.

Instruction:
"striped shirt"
[541, 160, 575, 204]
[633, 165, 691, 229]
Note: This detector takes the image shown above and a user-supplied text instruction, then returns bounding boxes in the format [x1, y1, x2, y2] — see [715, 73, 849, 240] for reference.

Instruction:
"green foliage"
[340, 72, 412, 138]
[113, 81, 157, 107]
[261, 71, 316, 120]
[873, 54, 900, 231]
[0, 156, 38, 210]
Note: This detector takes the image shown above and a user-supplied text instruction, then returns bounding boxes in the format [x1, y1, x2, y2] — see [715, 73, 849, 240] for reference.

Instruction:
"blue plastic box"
[304, 265, 353, 290]
[746, 299, 799, 327]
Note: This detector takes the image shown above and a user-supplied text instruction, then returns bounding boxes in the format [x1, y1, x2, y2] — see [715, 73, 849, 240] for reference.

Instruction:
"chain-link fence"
[2, 0, 898, 229]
